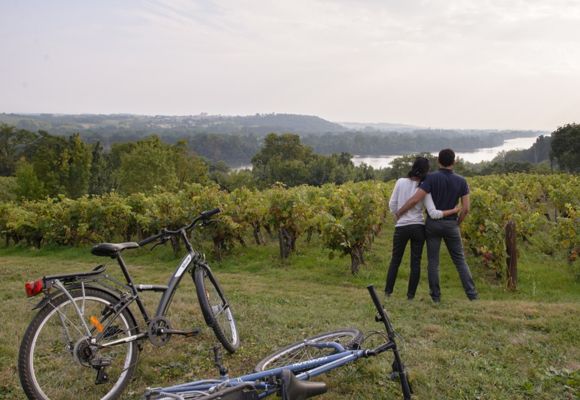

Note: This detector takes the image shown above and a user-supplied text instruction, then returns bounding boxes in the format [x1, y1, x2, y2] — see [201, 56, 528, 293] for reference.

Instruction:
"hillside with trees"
[0, 113, 543, 166]
[1, 123, 578, 202]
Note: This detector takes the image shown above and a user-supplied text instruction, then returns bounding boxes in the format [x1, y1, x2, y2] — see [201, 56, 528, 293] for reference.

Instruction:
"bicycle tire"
[194, 265, 240, 353]
[18, 288, 139, 400]
[254, 328, 363, 372]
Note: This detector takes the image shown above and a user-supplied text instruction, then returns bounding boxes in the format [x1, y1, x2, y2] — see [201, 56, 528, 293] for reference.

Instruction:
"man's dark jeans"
[425, 218, 478, 301]
[385, 224, 425, 299]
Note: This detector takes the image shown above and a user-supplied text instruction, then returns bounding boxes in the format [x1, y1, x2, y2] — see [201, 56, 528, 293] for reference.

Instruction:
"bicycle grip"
[138, 233, 162, 247]
[201, 208, 220, 219]
[367, 285, 383, 311]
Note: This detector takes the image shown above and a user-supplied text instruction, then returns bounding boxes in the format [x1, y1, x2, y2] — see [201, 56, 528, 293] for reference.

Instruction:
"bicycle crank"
[147, 317, 172, 347]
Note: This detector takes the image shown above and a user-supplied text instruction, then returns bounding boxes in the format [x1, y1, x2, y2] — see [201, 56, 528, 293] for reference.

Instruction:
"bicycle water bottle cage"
[280, 369, 327, 400]
[91, 242, 139, 258]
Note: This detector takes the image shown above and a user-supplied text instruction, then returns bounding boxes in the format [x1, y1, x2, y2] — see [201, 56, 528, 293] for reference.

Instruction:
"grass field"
[0, 228, 578, 399]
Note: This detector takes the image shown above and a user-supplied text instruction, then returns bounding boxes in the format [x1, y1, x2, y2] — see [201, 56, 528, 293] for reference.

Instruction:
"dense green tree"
[108, 142, 137, 190]
[0, 124, 37, 176]
[0, 176, 17, 201]
[28, 131, 69, 196]
[88, 142, 114, 195]
[65, 133, 92, 198]
[252, 133, 315, 187]
[551, 123, 580, 172]
[253, 133, 314, 165]
[14, 159, 45, 200]
[308, 155, 338, 186]
[116, 136, 179, 194]
[332, 153, 356, 184]
[173, 140, 210, 188]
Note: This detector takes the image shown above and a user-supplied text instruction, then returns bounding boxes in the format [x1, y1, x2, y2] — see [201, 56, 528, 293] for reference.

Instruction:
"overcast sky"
[1, 0, 579, 130]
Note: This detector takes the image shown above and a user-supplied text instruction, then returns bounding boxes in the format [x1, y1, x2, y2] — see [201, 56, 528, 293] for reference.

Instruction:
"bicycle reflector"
[90, 315, 104, 333]
[25, 279, 44, 297]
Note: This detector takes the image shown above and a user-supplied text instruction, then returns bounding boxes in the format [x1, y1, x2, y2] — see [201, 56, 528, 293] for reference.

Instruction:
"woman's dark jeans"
[385, 224, 425, 299]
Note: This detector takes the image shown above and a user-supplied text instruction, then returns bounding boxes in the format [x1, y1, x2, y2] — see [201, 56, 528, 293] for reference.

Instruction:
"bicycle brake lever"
[150, 237, 169, 251]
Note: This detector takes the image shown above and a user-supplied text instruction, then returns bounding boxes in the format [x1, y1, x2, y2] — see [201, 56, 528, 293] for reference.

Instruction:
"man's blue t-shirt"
[419, 169, 469, 210]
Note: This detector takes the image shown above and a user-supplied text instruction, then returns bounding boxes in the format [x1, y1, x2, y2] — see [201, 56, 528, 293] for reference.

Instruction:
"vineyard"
[0, 173, 578, 281]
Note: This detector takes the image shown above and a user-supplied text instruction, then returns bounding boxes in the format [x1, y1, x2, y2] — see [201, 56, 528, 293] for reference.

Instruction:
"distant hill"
[0, 112, 543, 139]
[0, 113, 346, 137]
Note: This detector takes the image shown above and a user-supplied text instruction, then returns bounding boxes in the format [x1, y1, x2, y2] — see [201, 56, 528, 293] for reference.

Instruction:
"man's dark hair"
[438, 148, 455, 167]
[408, 157, 430, 181]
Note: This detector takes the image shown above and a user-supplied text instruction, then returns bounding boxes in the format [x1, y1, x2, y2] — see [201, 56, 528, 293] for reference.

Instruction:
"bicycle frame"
[36, 228, 208, 349]
[146, 285, 412, 400]
[149, 344, 394, 399]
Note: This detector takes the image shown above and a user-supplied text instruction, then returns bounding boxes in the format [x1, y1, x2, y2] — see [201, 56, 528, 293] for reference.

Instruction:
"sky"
[1, 0, 579, 131]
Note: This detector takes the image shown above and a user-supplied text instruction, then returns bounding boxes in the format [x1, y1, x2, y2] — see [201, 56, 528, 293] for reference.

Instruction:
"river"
[233, 136, 541, 171]
[352, 136, 540, 168]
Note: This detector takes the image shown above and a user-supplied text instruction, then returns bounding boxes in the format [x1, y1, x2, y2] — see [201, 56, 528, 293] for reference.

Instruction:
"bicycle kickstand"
[213, 346, 228, 378]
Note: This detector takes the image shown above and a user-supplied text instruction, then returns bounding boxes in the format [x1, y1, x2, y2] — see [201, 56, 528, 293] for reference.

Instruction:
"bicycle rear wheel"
[254, 328, 362, 372]
[18, 288, 139, 400]
[194, 265, 239, 353]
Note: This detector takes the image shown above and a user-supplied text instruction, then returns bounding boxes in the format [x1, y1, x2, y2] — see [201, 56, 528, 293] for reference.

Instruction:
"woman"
[385, 157, 459, 299]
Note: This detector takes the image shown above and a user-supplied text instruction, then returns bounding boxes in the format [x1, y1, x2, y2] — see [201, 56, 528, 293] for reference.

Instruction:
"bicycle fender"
[32, 283, 123, 310]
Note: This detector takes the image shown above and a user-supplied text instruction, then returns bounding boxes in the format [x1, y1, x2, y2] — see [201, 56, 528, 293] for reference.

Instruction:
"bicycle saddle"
[280, 369, 327, 400]
[91, 242, 139, 257]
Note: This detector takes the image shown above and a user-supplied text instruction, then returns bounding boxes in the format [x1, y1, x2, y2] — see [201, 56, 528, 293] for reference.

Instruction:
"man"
[394, 149, 478, 302]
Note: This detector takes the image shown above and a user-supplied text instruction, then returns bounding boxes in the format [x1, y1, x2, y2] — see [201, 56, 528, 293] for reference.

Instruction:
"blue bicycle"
[145, 285, 412, 400]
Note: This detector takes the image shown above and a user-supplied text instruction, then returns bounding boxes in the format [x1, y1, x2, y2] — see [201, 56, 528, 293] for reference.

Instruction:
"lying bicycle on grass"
[145, 285, 412, 400]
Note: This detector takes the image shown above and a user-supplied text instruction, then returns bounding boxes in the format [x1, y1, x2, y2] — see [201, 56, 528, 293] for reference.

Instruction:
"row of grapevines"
[464, 174, 579, 276]
[0, 174, 577, 278]
[0, 182, 392, 271]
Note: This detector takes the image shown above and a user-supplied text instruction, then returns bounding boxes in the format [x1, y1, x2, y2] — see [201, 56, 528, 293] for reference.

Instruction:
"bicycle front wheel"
[18, 288, 139, 400]
[194, 265, 240, 353]
[254, 328, 362, 372]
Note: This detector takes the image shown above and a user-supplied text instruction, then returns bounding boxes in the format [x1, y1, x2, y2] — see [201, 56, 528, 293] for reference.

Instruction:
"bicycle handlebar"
[367, 285, 396, 340]
[138, 232, 165, 247]
[138, 208, 221, 247]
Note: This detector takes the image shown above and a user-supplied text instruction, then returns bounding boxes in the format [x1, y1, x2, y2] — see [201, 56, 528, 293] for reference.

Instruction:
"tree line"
[1, 123, 578, 203]
[1, 113, 550, 166]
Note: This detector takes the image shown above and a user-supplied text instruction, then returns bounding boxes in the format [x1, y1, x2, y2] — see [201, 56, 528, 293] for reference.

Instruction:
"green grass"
[0, 229, 578, 399]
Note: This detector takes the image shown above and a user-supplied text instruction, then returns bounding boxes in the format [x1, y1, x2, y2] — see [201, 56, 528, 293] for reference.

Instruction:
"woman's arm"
[388, 179, 401, 214]
[423, 193, 460, 219]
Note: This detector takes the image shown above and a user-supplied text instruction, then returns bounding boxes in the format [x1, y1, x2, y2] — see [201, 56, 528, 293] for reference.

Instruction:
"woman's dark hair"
[407, 157, 430, 181]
